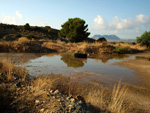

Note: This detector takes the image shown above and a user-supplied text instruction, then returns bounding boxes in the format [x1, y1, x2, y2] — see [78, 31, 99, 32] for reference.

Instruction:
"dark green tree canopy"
[59, 17, 90, 42]
[136, 31, 150, 47]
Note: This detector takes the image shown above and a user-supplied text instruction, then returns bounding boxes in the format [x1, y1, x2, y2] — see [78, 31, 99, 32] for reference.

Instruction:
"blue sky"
[0, 0, 150, 39]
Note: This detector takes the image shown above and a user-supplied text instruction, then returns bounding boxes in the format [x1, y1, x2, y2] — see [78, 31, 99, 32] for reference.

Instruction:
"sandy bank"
[115, 51, 150, 112]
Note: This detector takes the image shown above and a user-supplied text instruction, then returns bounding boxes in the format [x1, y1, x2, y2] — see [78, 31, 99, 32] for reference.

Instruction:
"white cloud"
[93, 14, 150, 38]
[15, 11, 23, 19]
[94, 15, 108, 29]
[0, 11, 46, 27]
[94, 14, 150, 31]
[94, 15, 105, 25]
[1, 15, 17, 24]
[136, 14, 146, 23]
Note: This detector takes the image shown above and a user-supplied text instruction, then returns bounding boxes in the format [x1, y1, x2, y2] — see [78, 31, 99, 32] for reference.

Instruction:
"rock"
[50, 90, 53, 93]
[66, 97, 70, 100]
[16, 81, 24, 87]
[78, 100, 83, 104]
[70, 98, 75, 102]
[97, 37, 107, 42]
[53, 89, 59, 94]
[35, 100, 40, 106]
[75, 96, 85, 102]
[69, 94, 72, 97]
[35, 100, 40, 103]
[74, 53, 87, 58]
[40, 108, 44, 112]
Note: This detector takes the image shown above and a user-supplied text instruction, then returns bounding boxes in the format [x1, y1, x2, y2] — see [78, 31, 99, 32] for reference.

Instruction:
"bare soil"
[115, 51, 150, 112]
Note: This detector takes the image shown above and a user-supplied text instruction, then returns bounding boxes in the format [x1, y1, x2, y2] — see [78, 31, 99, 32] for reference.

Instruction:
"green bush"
[48, 29, 51, 33]
[15, 34, 22, 38]
[24, 23, 30, 30]
[26, 34, 35, 39]
[114, 47, 125, 54]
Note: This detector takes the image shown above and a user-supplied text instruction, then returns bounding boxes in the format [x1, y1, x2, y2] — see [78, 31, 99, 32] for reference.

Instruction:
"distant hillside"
[0, 23, 59, 41]
[93, 35, 120, 40]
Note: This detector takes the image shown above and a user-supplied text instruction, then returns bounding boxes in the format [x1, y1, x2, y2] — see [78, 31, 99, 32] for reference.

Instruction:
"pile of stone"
[9, 84, 93, 113]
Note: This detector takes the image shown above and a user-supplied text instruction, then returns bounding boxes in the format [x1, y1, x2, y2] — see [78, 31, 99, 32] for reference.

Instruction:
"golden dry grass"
[0, 39, 148, 54]
[31, 74, 70, 90]
[17, 37, 30, 44]
[108, 82, 128, 113]
[42, 41, 65, 52]
[0, 58, 14, 81]
[31, 74, 133, 113]
[0, 58, 28, 82]
[86, 82, 131, 113]
[112, 42, 147, 51]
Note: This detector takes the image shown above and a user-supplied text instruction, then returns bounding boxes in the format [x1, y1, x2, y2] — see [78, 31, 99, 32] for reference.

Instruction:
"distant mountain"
[93, 35, 120, 40]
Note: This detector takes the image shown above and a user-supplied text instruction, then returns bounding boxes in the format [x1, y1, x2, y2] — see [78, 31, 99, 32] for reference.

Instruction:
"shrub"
[26, 34, 35, 39]
[24, 23, 30, 30]
[48, 29, 51, 33]
[15, 34, 22, 38]
[114, 47, 125, 54]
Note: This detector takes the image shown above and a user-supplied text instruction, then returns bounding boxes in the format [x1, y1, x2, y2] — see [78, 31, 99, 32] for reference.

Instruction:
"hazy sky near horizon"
[0, 0, 150, 39]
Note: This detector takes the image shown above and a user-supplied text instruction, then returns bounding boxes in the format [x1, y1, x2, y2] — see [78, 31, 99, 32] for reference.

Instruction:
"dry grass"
[42, 41, 147, 54]
[0, 40, 54, 53]
[0, 58, 28, 82]
[31, 74, 70, 91]
[32, 74, 133, 112]
[0, 58, 14, 81]
[31, 74, 94, 96]
[113, 42, 147, 51]
[0, 39, 148, 54]
[17, 37, 30, 44]
[108, 82, 128, 113]
[86, 82, 131, 113]
[42, 41, 65, 52]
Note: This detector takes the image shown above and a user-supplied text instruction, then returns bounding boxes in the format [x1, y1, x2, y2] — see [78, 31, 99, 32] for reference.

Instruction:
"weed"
[114, 47, 125, 54]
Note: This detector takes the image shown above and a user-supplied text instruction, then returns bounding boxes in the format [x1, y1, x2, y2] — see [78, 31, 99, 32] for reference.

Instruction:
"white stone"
[35, 100, 40, 104]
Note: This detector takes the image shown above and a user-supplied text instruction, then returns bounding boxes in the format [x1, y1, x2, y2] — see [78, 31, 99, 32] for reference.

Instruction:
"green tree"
[61, 54, 85, 68]
[59, 17, 90, 42]
[136, 31, 150, 47]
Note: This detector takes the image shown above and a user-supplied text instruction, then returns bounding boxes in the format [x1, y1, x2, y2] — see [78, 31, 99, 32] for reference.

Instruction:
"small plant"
[15, 34, 22, 38]
[114, 47, 125, 54]
[147, 56, 150, 61]
[48, 29, 51, 33]
[26, 34, 35, 39]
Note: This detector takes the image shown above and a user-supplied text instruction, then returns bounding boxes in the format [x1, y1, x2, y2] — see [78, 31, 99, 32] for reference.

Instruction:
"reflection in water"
[89, 54, 127, 63]
[61, 54, 87, 68]
[0, 53, 140, 87]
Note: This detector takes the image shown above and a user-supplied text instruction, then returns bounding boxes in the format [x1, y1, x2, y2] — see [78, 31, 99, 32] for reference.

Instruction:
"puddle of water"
[0, 53, 139, 87]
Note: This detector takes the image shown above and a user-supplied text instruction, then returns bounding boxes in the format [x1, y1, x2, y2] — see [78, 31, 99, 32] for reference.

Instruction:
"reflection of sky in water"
[22, 54, 140, 86]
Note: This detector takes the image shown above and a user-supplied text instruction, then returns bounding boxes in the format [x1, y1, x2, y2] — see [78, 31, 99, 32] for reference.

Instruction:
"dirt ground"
[116, 51, 150, 112]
